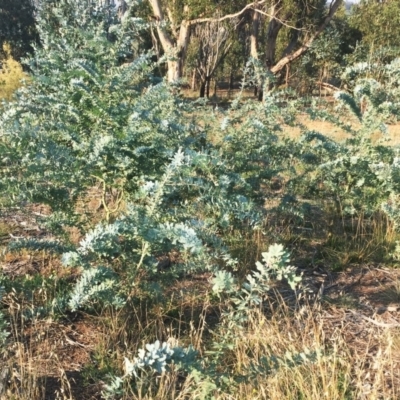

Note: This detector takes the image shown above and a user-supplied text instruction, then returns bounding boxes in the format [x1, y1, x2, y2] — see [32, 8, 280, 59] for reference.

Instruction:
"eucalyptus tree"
[296, 12, 361, 94]
[0, 0, 38, 60]
[147, 0, 260, 82]
[147, 0, 344, 98]
[189, 17, 237, 97]
[264, 0, 343, 75]
[241, 0, 342, 98]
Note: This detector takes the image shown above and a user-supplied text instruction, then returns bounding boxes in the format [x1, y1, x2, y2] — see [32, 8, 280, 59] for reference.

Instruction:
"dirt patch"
[3, 316, 105, 400]
[317, 305, 400, 397]
[306, 265, 400, 312]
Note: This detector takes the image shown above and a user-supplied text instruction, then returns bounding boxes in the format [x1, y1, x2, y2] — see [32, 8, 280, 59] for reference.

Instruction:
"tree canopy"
[0, 0, 38, 60]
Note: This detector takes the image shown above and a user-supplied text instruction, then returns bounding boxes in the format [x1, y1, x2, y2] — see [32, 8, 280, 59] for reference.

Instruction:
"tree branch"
[270, 0, 343, 74]
[254, 8, 304, 31]
[188, 0, 269, 26]
[148, 0, 175, 50]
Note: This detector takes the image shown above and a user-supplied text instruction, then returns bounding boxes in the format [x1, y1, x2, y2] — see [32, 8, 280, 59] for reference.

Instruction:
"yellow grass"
[283, 114, 400, 145]
[0, 43, 28, 101]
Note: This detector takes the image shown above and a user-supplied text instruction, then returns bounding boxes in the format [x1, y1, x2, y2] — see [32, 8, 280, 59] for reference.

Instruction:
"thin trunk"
[206, 76, 211, 98]
[285, 64, 290, 87]
[250, 8, 260, 60]
[251, 7, 260, 98]
[200, 80, 206, 98]
[199, 76, 211, 98]
[229, 71, 234, 90]
[191, 69, 197, 91]
[257, 87, 263, 101]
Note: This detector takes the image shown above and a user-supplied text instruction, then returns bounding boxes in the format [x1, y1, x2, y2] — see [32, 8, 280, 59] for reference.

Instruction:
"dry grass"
[0, 43, 28, 102]
[218, 302, 400, 400]
[2, 255, 400, 399]
[183, 87, 400, 146]
[282, 114, 400, 145]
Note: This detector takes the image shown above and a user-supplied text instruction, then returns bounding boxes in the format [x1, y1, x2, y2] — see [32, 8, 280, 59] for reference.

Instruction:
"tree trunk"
[265, 4, 283, 68]
[229, 71, 234, 90]
[191, 69, 197, 90]
[251, 7, 261, 98]
[166, 60, 181, 82]
[281, 29, 300, 58]
[118, 0, 127, 18]
[257, 86, 263, 101]
[255, 3, 282, 100]
[250, 8, 260, 60]
[148, 0, 190, 83]
[206, 76, 211, 98]
[285, 64, 290, 87]
[199, 80, 206, 98]
[199, 76, 211, 98]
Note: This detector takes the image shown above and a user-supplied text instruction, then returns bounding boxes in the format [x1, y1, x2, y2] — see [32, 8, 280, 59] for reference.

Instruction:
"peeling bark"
[250, 6, 260, 60]
[148, 0, 190, 82]
[251, 6, 261, 97]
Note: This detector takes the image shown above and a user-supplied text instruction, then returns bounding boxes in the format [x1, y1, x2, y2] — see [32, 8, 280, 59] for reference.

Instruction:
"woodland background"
[2, 0, 400, 97]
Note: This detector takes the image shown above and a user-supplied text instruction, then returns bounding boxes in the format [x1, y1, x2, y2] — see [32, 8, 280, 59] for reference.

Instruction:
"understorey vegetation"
[0, 1, 400, 399]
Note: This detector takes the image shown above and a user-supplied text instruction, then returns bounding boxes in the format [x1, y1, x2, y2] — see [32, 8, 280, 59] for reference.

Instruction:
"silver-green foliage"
[0, 0, 186, 215]
[293, 79, 400, 221]
[212, 244, 302, 314]
[58, 147, 258, 311]
[103, 245, 308, 399]
[103, 340, 199, 398]
[1, 0, 264, 313]
[67, 266, 124, 312]
[342, 57, 400, 122]
[123, 340, 197, 377]
[2, 1, 400, 398]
